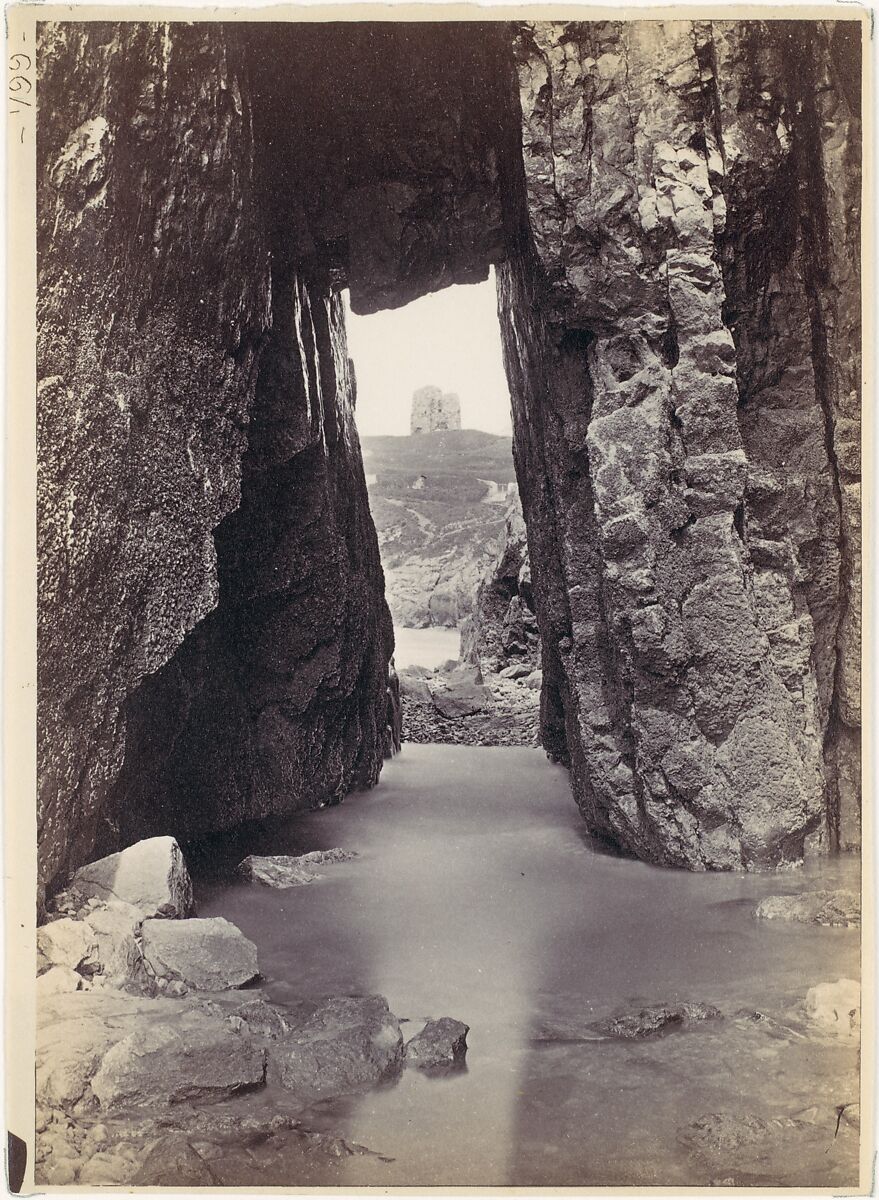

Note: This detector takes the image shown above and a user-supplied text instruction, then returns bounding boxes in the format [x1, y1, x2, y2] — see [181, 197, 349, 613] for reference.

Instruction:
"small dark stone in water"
[533, 1001, 721, 1044]
[405, 1017, 469, 1071]
[594, 1002, 722, 1040]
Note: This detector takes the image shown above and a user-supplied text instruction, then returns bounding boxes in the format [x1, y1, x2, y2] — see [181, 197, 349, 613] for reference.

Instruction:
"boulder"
[499, 662, 531, 680]
[37, 918, 97, 975]
[83, 901, 148, 988]
[36, 966, 83, 997]
[428, 666, 490, 718]
[405, 1018, 469, 1070]
[755, 890, 860, 928]
[91, 1020, 267, 1107]
[36, 992, 160, 1109]
[238, 849, 356, 889]
[397, 667, 434, 704]
[523, 669, 543, 690]
[804, 978, 860, 1038]
[131, 1138, 218, 1186]
[276, 995, 403, 1101]
[70, 836, 194, 919]
[141, 917, 259, 991]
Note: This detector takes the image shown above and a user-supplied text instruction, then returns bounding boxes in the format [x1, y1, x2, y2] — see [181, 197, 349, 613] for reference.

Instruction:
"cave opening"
[37, 17, 860, 897]
[344, 272, 520, 677]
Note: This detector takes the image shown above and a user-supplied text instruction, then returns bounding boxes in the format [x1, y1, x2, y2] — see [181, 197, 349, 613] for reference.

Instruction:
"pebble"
[85, 1123, 110, 1147]
[402, 697, 539, 747]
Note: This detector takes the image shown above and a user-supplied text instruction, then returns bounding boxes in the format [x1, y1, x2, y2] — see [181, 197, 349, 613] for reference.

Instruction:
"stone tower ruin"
[410, 385, 461, 434]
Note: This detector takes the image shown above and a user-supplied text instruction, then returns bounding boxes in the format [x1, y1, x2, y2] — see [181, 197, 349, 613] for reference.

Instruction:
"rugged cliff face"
[38, 24, 272, 891]
[36, 24, 398, 892]
[499, 20, 861, 867]
[37, 18, 860, 891]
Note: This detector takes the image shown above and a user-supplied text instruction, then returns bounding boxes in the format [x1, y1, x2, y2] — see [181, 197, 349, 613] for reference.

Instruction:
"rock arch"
[37, 18, 861, 891]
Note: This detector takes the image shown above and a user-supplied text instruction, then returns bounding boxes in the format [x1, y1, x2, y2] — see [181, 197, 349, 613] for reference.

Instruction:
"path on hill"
[198, 745, 859, 1188]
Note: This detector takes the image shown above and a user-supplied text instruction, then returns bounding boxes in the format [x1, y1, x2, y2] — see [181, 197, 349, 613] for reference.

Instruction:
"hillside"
[360, 429, 517, 628]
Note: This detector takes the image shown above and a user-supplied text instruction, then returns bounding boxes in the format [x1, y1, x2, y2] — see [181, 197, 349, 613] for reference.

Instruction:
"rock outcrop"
[37, 24, 397, 892]
[498, 20, 862, 867]
[38, 18, 860, 880]
[461, 488, 539, 675]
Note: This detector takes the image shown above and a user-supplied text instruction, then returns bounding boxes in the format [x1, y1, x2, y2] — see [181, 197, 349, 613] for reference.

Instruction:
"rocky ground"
[36, 830, 862, 1188]
[397, 487, 543, 748]
[35, 836, 470, 1186]
[400, 663, 540, 747]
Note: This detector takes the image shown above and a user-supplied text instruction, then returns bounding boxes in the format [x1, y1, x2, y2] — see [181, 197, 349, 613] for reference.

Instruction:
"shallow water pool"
[196, 744, 861, 1188]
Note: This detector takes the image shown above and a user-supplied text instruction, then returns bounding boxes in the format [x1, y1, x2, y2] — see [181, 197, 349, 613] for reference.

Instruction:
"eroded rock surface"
[499, 19, 861, 867]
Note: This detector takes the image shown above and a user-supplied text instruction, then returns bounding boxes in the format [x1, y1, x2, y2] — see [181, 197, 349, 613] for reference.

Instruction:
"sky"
[344, 270, 513, 438]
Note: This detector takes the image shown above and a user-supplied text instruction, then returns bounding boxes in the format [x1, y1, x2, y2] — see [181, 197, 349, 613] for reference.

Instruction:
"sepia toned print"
[17, 7, 866, 1191]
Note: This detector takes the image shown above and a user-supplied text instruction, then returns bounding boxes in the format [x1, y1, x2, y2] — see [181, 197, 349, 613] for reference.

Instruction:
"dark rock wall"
[37, 24, 395, 890]
[498, 20, 861, 867]
[37, 24, 271, 890]
[108, 266, 396, 850]
[245, 22, 513, 314]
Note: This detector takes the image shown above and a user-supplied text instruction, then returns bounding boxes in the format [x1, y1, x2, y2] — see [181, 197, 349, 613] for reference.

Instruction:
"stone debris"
[238, 848, 357, 888]
[405, 1018, 469, 1070]
[141, 917, 259, 991]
